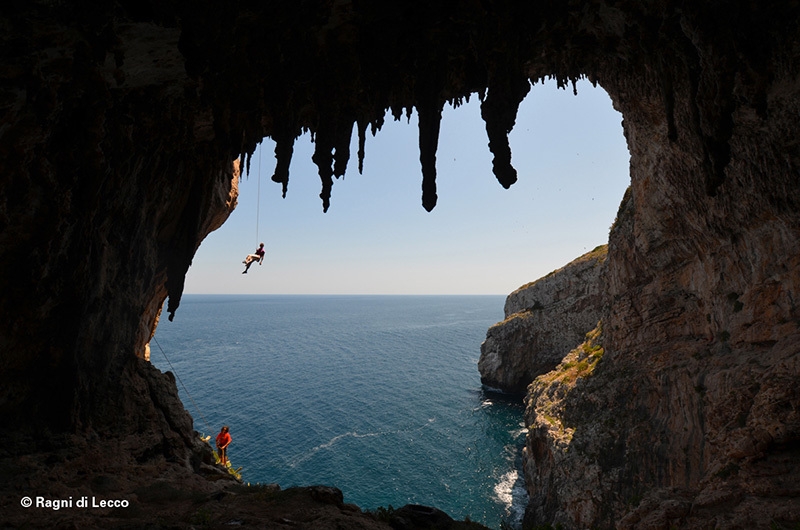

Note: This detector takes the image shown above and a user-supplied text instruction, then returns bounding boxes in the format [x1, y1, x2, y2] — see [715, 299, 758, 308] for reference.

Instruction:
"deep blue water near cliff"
[152, 295, 527, 529]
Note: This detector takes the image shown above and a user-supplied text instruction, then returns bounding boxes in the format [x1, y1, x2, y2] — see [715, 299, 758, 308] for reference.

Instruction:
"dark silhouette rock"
[0, 2, 798, 528]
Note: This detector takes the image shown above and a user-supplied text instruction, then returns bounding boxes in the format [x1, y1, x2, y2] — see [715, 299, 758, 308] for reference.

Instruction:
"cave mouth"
[182, 80, 630, 297]
[4, 2, 798, 527]
[145, 80, 631, 525]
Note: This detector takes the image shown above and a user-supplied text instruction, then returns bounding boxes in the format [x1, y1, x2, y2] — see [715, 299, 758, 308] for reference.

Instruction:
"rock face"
[1, 2, 799, 529]
[479, 245, 607, 394]
[522, 178, 800, 528]
[0, 10, 241, 437]
[523, 324, 607, 526]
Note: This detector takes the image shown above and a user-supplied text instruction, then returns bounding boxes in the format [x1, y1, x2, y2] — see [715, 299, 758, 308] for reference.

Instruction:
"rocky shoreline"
[0, 365, 491, 530]
[480, 182, 800, 528]
[479, 245, 608, 395]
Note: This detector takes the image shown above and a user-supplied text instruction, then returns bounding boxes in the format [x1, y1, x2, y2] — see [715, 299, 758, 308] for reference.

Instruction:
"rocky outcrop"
[523, 324, 607, 527]
[479, 246, 607, 394]
[1, 2, 799, 529]
[522, 177, 800, 528]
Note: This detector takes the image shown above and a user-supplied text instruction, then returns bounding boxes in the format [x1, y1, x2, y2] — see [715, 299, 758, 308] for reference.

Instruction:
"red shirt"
[216, 431, 231, 448]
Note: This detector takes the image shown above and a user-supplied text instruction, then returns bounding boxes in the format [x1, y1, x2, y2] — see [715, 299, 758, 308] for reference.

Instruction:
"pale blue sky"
[184, 79, 630, 295]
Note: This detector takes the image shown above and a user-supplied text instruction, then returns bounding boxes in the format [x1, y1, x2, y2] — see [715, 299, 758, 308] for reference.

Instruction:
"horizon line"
[180, 292, 508, 296]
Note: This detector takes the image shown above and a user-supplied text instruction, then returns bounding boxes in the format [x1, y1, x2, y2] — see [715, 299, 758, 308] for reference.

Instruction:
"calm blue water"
[151, 295, 527, 529]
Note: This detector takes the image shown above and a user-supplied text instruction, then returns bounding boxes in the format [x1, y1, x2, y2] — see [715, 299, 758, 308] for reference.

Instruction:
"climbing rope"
[151, 335, 213, 436]
[255, 146, 262, 245]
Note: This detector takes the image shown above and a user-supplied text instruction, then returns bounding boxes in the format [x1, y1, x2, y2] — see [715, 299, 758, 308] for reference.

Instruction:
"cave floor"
[0, 437, 489, 529]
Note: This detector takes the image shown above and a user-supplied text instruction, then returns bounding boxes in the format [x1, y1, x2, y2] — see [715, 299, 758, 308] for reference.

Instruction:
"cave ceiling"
[0, 0, 794, 328]
[3, 1, 792, 232]
[0, 0, 797, 398]
[131, 0, 796, 211]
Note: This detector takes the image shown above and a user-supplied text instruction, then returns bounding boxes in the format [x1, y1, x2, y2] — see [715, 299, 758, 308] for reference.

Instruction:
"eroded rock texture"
[0, 6, 240, 439]
[1, 1, 799, 529]
[479, 245, 607, 394]
[523, 52, 800, 527]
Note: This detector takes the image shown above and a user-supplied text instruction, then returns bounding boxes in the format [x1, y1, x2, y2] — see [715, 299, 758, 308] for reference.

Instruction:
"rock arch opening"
[147, 80, 631, 527]
[184, 80, 630, 296]
[1, 2, 799, 528]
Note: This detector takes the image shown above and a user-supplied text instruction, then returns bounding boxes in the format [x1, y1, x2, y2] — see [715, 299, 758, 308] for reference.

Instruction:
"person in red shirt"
[216, 425, 232, 465]
[242, 243, 265, 273]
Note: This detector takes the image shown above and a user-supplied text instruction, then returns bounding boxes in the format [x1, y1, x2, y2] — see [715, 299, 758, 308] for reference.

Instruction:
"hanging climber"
[242, 242, 265, 274]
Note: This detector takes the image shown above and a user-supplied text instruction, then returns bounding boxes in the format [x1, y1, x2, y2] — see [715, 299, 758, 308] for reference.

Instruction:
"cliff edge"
[479, 245, 607, 394]
[519, 178, 800, 528]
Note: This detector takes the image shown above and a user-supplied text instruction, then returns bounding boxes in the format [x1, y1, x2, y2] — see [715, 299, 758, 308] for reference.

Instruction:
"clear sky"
[184, 79, 631, 295]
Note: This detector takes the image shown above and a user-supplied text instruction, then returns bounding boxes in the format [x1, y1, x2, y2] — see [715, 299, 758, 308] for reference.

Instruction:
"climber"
[215, 425, 232, 466]
[242, 242, 265, 273]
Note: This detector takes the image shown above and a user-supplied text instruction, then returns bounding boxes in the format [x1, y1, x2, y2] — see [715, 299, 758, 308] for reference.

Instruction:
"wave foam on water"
[494, 468, 528, 529]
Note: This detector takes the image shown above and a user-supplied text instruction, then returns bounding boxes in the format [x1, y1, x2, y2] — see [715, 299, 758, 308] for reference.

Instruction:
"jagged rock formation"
[523, 324, 609, 527]
[522, 182, 800, 528]
[479, 245, 607, 394]
[1, 2, 799, 529]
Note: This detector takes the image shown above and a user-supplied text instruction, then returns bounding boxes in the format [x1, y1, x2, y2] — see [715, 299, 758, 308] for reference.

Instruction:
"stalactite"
[312, 129, 335, 212]
[310, 115, 354, 211]
[698, 62, 736, 195]
[238, 151, 247, 179]
[480, 69, 530, 189]
[271, 133, 295, 198]
[659, 66, 678, 142]
[332, 119, 353, 179]
[390, 103, 404, 121]
[246, 0, 744, 213]
[357, 119, 368, 174]
[449, 95, 467, 109]
[370, 113, 385, 136]
[682, 7, 737, 195]
[656, 18, 680, 143]
[165, 176, 205, 321]
[416, 98, 443, 212]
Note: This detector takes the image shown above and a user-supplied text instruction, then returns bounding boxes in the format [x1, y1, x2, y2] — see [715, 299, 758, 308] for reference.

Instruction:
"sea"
[151, 294, 528, 529]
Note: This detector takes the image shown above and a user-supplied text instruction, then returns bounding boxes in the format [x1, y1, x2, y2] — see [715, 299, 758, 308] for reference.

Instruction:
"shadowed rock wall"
[0, 6, 239, 437]
[0, 1, 798, 528]
[523, 40, 800, 527]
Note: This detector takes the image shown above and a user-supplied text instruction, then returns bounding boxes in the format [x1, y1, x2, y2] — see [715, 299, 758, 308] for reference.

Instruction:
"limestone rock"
[1, 2, 799, 529]
[522, 174, 800, 528]
[479, 246, 607, 394]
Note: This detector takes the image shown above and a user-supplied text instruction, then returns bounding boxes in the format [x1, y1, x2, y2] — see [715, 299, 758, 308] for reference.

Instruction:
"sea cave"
[1, 1, 799, 528]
